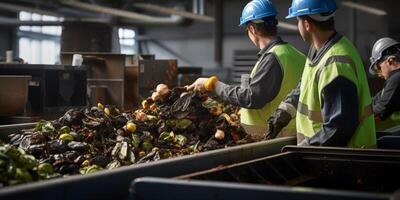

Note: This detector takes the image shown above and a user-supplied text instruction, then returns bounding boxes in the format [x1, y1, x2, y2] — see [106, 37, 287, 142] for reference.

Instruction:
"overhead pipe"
[0, 16, 111, 26]
[0, 17, 62, 26]
[119, 16, 185, 27]
[278, 22, 298, 31]
[132, 3, 214, 23]
[61, 0, 185, 25]
[342, 1, 387, 16]
[0, 2, 63, 17]
[0, 2, 102, 20]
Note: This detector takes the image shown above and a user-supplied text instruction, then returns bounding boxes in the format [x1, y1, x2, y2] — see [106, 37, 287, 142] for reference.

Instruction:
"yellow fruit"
[38, 163, 54, 174]
[60, 126, 71, 134]
[126, 122, 137, 132]
[138, 151, 146, 158]
[97, 103, 104, 110]
[81, 160, 90, 167]
[59, 133, 73, 142]
[141, 100, 149, 109]
[104, 108, 110, 115]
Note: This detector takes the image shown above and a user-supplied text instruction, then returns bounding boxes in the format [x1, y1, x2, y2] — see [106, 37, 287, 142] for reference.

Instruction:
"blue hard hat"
[286, 0, 337, 19]
[239, 0, 277, 26]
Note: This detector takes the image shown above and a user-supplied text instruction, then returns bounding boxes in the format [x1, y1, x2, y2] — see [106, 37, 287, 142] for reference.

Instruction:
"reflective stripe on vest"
[316, 55, 357, 84]
[298, 102, 373, 123]
[302, 55, 374, 124]
[296, 36, 376, 148]
[376, 88, 400, 131]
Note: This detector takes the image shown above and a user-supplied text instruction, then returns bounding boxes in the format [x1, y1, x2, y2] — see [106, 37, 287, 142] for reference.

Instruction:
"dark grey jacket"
[214, 37, 285, 109]
[373, 68, 400, 120]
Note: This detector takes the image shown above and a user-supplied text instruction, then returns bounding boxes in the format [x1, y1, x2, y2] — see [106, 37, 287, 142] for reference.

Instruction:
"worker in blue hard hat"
[369, 37, 400, 131]
[188, 0, 306, 141]
[267, 0, 376, 147]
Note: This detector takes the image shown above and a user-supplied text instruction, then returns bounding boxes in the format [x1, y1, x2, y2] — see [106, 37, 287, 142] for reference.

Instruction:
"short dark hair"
[381, 45, 400, 63]
[299, 15, 335, 31]
[246, 17, 278, 37]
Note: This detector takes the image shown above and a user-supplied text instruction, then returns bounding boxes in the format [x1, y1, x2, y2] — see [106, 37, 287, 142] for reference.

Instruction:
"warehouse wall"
[0, 28, 15, 57]
[141, 0, 390, 81]
[0, 12, 17, 59]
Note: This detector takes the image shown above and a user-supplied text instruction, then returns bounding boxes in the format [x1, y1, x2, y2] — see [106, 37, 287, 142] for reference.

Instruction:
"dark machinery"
[0, 64, 86, 114]
[131, 146, 400, 200]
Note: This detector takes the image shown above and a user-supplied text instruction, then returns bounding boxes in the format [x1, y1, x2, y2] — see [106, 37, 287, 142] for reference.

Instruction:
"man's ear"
[247, 24, 255, 34]
[387, 56, 397, 65]
[248, 24, 257, 35]
[304, 19, 311, 31]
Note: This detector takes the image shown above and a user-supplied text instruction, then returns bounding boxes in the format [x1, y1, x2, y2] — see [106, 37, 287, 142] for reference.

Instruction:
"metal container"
[0, 123, 296, 200]
[131, 146, 400, 200]
[61, 52, 126, 109]
[377, 125, 400, 149]
[0, 64, 86, 114]
[0, 75, 31, 116]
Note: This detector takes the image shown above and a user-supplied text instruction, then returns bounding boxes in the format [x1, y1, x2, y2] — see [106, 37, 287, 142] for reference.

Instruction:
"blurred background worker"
[369, 37, 400, 131]
[269, 0, 376, 147]
[188, 0, 305, 140]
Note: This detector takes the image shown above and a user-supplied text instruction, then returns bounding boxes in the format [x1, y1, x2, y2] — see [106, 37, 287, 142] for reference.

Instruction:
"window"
[18, 12, 137, 63]
[119, 28, 136, 54]
[17, 11, 63, 64]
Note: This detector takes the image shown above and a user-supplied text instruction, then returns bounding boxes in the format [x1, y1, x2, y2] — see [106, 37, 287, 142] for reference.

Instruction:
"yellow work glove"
[186, 76, 219, 92]
[204, 76, 219, 92]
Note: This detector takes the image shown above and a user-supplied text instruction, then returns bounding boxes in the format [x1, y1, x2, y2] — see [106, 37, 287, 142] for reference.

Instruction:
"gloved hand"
[265, 109, 293, 139]
[186, 78, 208, 92]
[186, 76, 219, 92]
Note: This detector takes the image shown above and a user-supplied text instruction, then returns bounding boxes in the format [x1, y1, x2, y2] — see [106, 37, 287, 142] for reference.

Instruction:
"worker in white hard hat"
[369, 37, 400, 131]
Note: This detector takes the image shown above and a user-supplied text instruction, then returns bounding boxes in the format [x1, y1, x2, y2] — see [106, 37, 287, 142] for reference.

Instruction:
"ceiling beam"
[133, 3, 214, 22]
[0, 16, 110, 26]
[0, 2, 63, 17]
[342, 1, 387, 16]
[0, 16, 62, 26]
[61, 0, 174, 22]
[278, 21, 298, 31]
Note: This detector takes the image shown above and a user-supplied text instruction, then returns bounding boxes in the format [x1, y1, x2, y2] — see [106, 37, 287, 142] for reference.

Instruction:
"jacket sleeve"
[214, 53, 283, 109]
[306, 76, 359, 147]
[277, 81, 301, 118]
[372, 77, 400, 120]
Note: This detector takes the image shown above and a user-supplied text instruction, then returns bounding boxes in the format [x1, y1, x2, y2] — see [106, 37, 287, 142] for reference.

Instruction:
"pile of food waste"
[1, 84, 251, 187]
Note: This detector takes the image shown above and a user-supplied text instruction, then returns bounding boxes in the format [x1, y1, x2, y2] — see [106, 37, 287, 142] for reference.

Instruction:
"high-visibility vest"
[296, 36, 376, 148]
[241, 43, 305, 129]
[376, 89, 400, 131]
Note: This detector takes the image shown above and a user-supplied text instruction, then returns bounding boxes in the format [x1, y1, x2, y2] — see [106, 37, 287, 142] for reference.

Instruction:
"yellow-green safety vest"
[296, 36, 376, 148]
[376, 89, 400, 131]
[241, 43, 306, 130]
